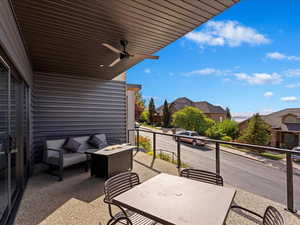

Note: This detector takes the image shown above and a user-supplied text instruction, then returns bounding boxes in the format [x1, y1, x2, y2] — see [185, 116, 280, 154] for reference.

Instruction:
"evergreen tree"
[238, 113, 270, 146]
[162, 100, 171, 128]
[226, 107, 232, 120]
[148, 98, 156, 125]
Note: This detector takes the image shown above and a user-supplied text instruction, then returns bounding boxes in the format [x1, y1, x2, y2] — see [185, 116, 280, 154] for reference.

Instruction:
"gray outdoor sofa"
[44, 134, 118, 181]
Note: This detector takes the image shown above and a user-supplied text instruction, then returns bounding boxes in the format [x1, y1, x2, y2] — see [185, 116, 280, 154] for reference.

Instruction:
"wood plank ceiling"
[12, 0, 239, 80]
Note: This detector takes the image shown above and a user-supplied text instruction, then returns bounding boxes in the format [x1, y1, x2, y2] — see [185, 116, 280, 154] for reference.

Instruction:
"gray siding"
[0, 0, 33, 86]
[33, 72, 127, 163]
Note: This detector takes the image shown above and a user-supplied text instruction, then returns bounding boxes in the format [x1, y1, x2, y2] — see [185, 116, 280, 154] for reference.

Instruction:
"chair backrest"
[45, 139, 66, 159]
[180, 168, 224, 186]
[104, 172, 140, 203]
[263, 206, 285, 225]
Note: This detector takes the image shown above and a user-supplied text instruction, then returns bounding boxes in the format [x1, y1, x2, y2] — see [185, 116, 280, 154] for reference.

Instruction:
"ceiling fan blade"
[134, 54, 159, 60]
[102, 43, 122, 54]
[109, 58, 121, 67]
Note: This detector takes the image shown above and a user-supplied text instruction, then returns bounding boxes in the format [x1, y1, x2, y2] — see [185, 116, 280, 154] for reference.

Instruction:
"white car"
[292, 146, 300, 162]
[175, 131, 206, 146]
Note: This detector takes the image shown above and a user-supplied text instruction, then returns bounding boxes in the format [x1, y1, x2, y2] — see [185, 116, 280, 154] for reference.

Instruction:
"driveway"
[139, 130, 300, 209]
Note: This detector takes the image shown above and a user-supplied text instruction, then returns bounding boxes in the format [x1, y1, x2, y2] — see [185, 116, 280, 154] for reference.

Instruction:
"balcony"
[15, 147, 300, 225]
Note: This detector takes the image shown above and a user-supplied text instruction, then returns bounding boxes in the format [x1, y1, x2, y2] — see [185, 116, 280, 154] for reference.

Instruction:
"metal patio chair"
[104, 172, 156, 225]
[230, 205, 285, 225]
[180, 168, 224, 186]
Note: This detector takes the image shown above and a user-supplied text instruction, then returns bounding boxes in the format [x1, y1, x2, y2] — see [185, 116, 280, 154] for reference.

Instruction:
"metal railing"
[128, 128, 300, 213]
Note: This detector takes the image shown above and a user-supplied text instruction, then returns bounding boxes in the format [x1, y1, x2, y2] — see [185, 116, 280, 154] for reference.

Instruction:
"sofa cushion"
[63, 153, 87, 167]
[73, 136, 96, 153]
[63, 138, 81, 153]
[94, 134, 107, 145]
[88, 135, 107, 149]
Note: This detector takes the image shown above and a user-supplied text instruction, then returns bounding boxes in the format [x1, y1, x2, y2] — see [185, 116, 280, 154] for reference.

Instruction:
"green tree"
[135, 91, 145, 121]
[162, 100, 171, 128]
[238, 113, 270, 146]
[148, 98, 156, 125]
[226, 107, 232, 120]
[206, 119, 239, 140]
[139, 110, 149, 123]
[172, 106, 214, 134]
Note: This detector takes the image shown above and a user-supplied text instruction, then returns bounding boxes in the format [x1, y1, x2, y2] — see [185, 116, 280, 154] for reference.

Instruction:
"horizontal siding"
[32, 72, 127, 163]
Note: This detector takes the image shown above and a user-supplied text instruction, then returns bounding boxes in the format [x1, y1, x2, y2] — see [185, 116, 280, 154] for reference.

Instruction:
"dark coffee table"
[85, 145, 136, 179]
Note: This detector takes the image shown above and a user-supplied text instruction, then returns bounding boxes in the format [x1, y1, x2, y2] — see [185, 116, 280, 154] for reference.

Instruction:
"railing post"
[153, 132, 156, 160]
[127, 129, 130, 143]
[215, 142, 220, 175]
[136, 129, 140, 152]
[177, 139, 181, 169]
[286, 153, 296, 212]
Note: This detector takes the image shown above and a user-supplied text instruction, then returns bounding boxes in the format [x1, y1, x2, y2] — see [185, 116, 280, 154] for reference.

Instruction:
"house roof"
[11, 0, 239, 80]
[157, 97, 226, 115]
[240, 108, 300, 130]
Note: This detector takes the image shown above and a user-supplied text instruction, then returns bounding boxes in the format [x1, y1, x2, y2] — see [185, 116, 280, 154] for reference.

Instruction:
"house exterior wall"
[32, 72, 127, 163]
[0, 0, 33, 86]
[127, 90, 135, 145]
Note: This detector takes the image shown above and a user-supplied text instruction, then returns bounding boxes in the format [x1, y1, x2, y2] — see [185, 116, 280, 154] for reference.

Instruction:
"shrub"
[137, 135, 152, 152]
[206, 119, 239, 140]
[172, 106, 214, 135]
[221, 136, 232, 142]
[139, 110, 149, 123]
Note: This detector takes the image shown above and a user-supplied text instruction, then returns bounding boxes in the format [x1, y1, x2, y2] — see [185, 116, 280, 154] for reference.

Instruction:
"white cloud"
[266, 52, 300, 61]
[284, 69, 300, 77]
[235, 72, 282, 85]
[264, 91, 273, 97]
[266, 52, 285, 60]
[285, 82, 300, 88]
[185, 20, 269, 47]
[185, 68, 222, 76]
[144, 68, 151, 74]
[281, 96, 298, 102]
[233, 109, 274, 122]
[261, 109, 274, 115]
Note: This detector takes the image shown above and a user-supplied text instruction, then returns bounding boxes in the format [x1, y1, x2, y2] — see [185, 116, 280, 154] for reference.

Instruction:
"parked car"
[292, 146, 300, 162]
[175, 131, 206, 146]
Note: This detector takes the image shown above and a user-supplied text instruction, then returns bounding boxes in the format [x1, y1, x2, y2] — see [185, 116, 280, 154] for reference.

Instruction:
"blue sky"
[127, 0, 300, 120]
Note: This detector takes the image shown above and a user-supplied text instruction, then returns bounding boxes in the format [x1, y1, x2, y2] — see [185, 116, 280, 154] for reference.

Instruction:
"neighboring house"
[239, 108, 300, 148]
[157, 97, 227, 122]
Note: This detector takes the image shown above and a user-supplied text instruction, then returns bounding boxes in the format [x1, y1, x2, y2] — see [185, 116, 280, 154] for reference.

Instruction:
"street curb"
[206, 145, 266, 163]
[220, 148, 266, 163]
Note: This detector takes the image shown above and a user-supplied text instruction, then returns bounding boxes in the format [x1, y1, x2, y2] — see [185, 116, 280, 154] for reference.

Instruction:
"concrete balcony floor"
[15, 151, 300, 225]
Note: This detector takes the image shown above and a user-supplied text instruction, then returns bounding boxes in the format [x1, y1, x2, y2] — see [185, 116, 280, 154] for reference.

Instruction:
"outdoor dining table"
[113, 173, 236, 225]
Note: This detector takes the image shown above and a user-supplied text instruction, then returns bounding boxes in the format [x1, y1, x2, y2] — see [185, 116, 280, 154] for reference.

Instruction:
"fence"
[128, 128, 300, 213]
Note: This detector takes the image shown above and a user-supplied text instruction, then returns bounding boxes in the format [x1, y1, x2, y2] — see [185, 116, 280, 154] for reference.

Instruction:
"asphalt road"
[139, 130, 300, 209]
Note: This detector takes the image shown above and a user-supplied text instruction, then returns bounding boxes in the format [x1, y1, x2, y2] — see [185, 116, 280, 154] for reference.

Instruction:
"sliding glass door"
[0, 59, 10, 223]
[0, 55, 28, 224]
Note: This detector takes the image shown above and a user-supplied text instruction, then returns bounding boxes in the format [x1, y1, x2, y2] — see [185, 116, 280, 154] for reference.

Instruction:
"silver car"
[292, 146, 300, 162]
[175, 131, 205, 146]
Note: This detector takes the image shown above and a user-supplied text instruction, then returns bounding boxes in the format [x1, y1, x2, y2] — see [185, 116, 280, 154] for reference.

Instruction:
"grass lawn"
[221, 144, 285, 160]
[140, 123, 161, 130]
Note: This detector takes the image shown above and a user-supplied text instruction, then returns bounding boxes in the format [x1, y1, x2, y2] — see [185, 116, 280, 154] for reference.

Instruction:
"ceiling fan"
[102, 40, 159, 67]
